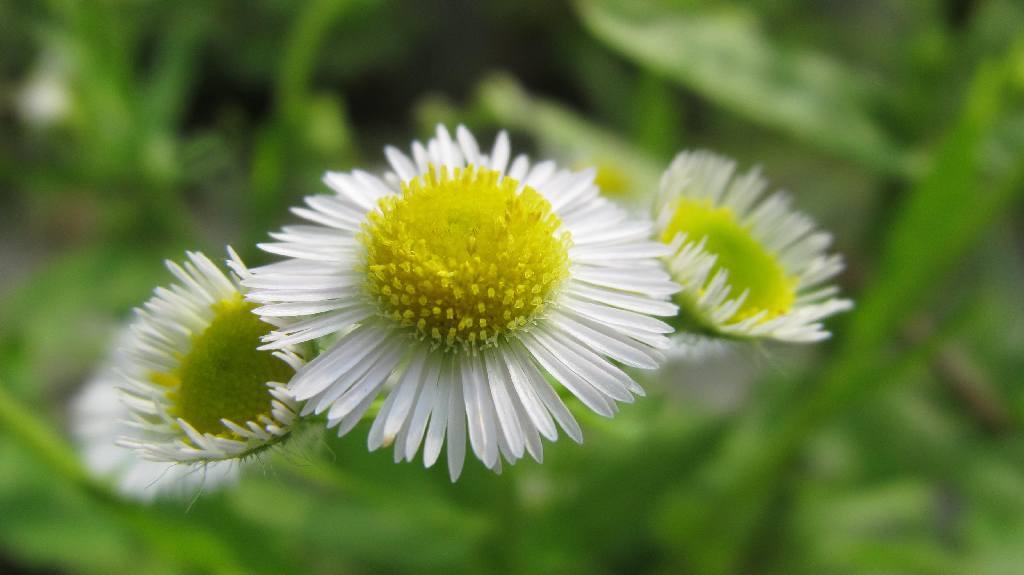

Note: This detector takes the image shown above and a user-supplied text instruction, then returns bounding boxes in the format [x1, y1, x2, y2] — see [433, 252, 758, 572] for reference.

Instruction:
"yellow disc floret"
[362, 166, 571, 350]
[155, 295, 294, 435]
[662, 198, 797, 323]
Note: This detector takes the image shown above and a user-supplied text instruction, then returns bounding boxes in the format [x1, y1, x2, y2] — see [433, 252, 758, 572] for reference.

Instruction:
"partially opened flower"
[78, 250, 303, 496]
[244, 125, 679, 480]
[655, 150, 852, 344]
[72, 356, 237, 501]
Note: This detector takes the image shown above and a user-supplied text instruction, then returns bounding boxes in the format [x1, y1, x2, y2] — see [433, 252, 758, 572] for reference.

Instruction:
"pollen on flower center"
[662, 198, 796, 322]
[154, 295, 294, 435]
[361, 165, 572, 350]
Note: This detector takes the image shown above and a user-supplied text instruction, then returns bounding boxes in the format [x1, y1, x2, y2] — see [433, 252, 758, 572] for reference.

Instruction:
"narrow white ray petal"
[509, 343, 583, 443]
[483, 349, 526, 459]
[523, 160, 556, 189]
[326, 341, 405, 422]
[313, 337, 404, 415]
[385, 146, 418, 181]
[520, 334, 615, 417]
[570, 241, 674, 262]
[404, 356, 440, 461]
[423, 358, 452, 468]
[381, 346, 430, 443]
[500, 348, 558, 441]
[508, 381, 544, 463]
[411, 141, 430, 174]
[472, 355, 501, 468]
[446, 373, 467, 481]
[332, 383, 383, 437]
[572, 266, 680, 296]
[490, 131, 510, 175]
[546, 310, 660, 369]
[547, 170, 596, 213]
[570, 221, 653, 246]
[566, 283, 678, 317]
[560, 296, 674, 334]
[532, 329, 636, 402]
[254, 299, 356, 317]
[507, 154, 530, 180]
[260, 306, 373, 349]
[460, 354, 496, 467]
[455, 125, 481, 165]
[288, 323, 392, 400]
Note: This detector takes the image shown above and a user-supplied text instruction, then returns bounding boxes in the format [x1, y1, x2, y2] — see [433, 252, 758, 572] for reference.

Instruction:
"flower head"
[656, 150, 852, 343]
[245, 125, 680, 480]
[109, 251, 303, 467]
[72, 354, 237, 501]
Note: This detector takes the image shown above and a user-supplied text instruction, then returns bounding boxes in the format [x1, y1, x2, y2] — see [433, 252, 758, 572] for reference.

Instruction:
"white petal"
[423, 358, 452, 468]
[520, 335, 614, 418]
[446, 374, 467, 481]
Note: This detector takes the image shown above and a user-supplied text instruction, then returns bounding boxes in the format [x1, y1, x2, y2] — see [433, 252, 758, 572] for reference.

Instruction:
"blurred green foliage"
[1, 0, 1023, 574]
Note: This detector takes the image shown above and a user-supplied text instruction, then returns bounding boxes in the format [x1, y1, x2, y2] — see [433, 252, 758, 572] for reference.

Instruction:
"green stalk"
[0, 383, 97, 493]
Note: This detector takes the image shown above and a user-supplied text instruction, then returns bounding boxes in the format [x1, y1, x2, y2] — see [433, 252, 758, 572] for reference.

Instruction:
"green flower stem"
[0, 382, 246, 575]
[0, 382, 98, 493]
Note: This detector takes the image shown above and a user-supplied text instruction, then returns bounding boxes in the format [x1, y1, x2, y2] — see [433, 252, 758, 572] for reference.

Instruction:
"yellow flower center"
[661, 198, 797, 323]
[592, 163, 630, 197]
[362, 166, 571, 350]
[154, 295, 294, 435]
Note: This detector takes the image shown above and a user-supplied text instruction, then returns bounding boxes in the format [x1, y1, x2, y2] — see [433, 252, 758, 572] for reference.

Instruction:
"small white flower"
[71, 355, 237, 501]
[244, 125, 680, 480]
[655, 150, 852, 344]
[91, 250, 303, 478]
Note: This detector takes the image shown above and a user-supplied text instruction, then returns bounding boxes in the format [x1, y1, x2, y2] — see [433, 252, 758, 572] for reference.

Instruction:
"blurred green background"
[1, 0, 1023, 573]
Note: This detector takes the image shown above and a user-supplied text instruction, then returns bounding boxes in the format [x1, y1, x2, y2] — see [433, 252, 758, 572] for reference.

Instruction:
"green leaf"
[794, 35, 1024, 459]
[845, 43, 1024, 356]
[577, 0, 907, 174]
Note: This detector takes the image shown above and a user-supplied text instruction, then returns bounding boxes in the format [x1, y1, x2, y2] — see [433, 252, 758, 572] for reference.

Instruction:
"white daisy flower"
[244, 125, 680, 480]
[108, 250, 304, 469]
[655, 150, 853, 344]
[71, 355, 237, 501]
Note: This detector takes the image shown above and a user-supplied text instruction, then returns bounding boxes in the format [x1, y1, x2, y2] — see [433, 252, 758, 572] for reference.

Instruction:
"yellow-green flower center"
[155, 295, 294, 435]
[362, 166, 571, 350]
[592, 163, 630, 197]
[661, 198, 797, 323]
